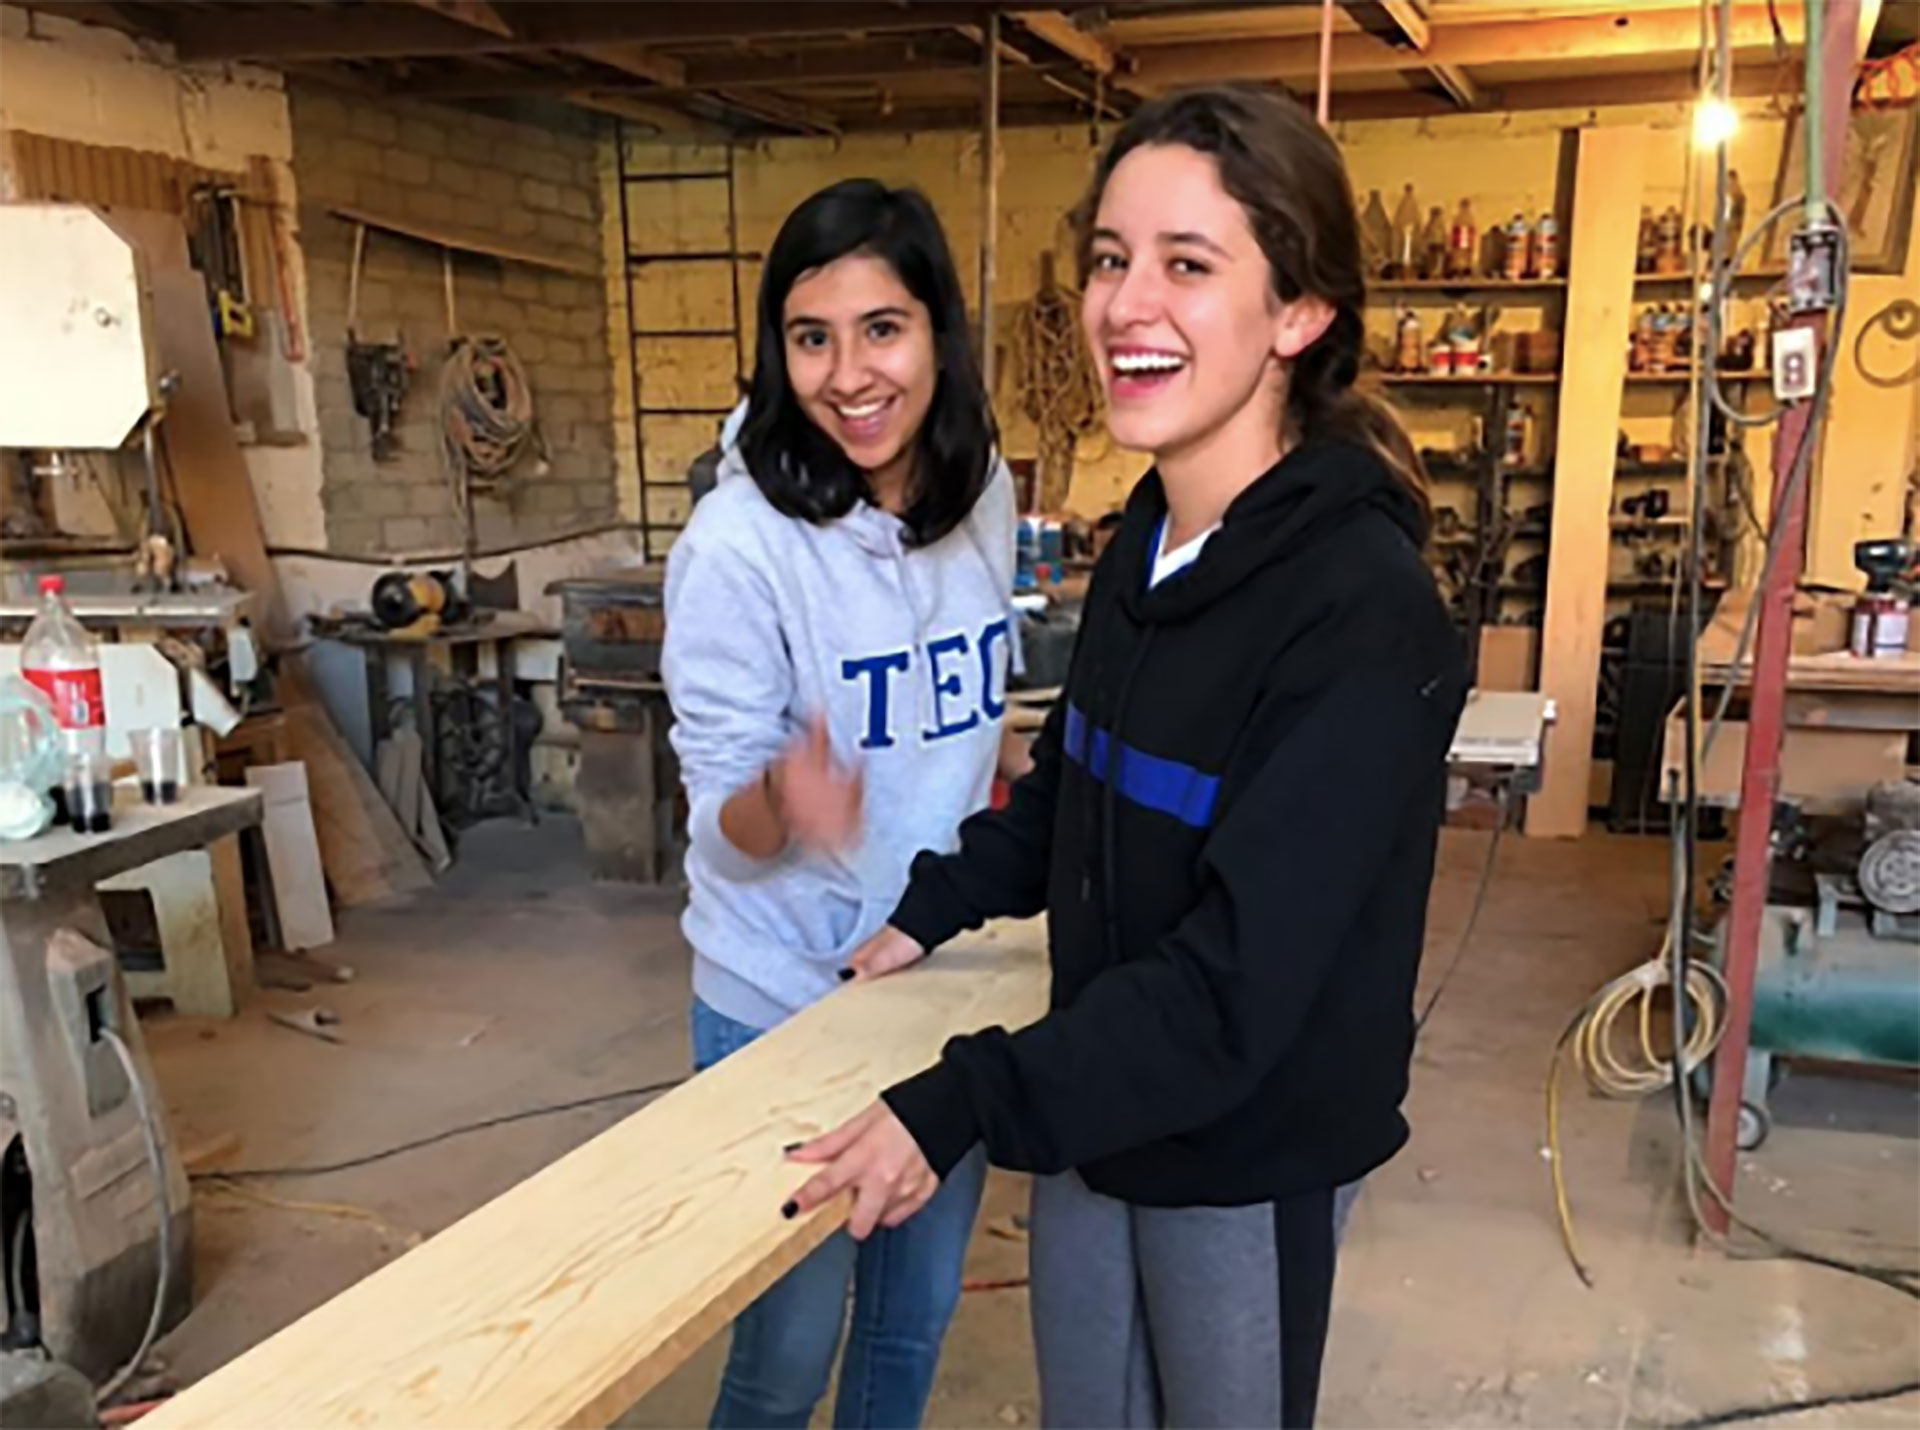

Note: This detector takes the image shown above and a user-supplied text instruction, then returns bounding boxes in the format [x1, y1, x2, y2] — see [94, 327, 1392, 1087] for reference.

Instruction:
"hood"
[1117, 439, 1428, 624]
[715, 434, 906, 558]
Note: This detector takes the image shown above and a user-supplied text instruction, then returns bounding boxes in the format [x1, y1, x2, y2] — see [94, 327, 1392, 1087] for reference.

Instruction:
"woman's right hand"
[845, 926, 928, 982]
[770, 719, 863, 853]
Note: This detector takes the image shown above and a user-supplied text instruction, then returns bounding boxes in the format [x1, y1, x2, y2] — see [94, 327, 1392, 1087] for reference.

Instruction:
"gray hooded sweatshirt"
[664, 442, 1018, 1030]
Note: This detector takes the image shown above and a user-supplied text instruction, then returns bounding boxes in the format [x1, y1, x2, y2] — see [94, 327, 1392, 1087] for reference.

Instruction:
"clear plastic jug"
[0, 675, 63, 840]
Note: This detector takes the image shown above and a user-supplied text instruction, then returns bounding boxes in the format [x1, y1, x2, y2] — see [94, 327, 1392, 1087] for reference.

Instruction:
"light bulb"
[1693, 97, 1740, 150]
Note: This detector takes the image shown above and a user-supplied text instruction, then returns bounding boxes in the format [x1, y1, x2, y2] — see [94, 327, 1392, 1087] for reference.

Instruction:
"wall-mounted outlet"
[1771, 326, 1817, 402]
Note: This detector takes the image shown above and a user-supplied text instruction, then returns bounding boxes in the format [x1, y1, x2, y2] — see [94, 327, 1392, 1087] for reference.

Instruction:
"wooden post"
[1525, 124, 1649, 838]
[1703, 0, 1859, 1233]
[979, 11, 1001, 394]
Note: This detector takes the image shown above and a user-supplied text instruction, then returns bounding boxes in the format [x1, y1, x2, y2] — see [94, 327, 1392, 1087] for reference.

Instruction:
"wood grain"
[1526, 124, 1649, 838]
[141, 926, 1049, 1429]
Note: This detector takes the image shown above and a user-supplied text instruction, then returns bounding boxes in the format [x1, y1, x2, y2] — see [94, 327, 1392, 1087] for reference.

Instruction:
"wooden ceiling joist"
[1010, 10, 1117, 75]
[681, 41, 984, 91]
[400, 0, 513, 39]
[1131, 3, 1806, 90]
[166, 2, 998, 64]
[571, 40, 686, 88]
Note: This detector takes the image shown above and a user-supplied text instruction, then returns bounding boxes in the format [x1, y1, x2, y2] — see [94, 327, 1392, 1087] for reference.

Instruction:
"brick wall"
[291, 84, 618, 556]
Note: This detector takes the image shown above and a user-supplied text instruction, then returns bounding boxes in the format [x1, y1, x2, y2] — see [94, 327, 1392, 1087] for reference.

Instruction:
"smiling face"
[1083, 142, 1328, 476]
[782, 250, 937, 506]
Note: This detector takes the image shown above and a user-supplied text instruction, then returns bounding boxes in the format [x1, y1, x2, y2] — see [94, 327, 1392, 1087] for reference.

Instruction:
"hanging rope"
[1005, 251, 1103, 511]
[438, 334, 547, 509]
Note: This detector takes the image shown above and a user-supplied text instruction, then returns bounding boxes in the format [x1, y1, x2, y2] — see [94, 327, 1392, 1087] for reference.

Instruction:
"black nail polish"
[837, 968, 855, 982]
[781, 1200, 799, 1219]
[783, 1141, 803, 1153]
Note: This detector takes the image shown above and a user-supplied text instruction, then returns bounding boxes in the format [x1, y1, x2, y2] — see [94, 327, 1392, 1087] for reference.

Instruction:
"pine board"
[141, 926, 1049, 1429]
[1526, 124, 1649, 838]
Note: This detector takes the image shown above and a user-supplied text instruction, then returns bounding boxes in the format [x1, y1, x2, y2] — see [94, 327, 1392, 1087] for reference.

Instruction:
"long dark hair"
[1072, 85, 1430, 532]
[741, 179, 996, 548]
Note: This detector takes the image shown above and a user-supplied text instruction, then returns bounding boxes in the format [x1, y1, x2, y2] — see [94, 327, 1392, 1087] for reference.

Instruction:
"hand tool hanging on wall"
[343, 222, 414, 462]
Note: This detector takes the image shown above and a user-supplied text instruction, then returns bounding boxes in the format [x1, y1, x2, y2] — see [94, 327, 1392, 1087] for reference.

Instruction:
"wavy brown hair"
[1072, 84, 1430, 536]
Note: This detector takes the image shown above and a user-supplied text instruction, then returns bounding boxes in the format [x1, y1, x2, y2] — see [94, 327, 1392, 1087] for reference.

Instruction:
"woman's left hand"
[787, 1103, 938, 1240]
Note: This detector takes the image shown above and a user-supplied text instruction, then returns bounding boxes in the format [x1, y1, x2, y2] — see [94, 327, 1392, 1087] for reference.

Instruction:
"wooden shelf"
[329, 205, 599, 277]
[1382, 372, 1561, 386]
[1625, 369, 1765, 384]
[1632, 268, 1786, 289]
[1373, 277, 1568, 294]
[1616, 460, 1688, 477]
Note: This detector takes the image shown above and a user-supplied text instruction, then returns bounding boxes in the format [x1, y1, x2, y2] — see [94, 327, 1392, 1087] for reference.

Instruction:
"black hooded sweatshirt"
[881, 438, 1468, 1207]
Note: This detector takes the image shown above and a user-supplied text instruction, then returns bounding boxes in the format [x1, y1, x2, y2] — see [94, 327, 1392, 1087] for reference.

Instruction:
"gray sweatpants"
[1029, 1172, 1361, 1430]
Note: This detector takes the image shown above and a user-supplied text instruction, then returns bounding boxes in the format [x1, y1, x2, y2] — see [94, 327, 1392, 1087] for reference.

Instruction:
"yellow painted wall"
[605, 96, 1916, 581]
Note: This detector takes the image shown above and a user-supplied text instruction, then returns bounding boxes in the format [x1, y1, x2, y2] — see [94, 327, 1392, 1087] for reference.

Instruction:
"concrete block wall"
[291, 84, 619, 557]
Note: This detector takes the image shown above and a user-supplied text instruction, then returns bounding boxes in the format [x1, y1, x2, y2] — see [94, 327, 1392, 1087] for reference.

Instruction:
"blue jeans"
[691, 997, 988, 1430]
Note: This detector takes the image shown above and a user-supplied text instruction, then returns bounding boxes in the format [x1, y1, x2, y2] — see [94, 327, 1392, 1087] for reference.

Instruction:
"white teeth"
[837, 399, 887, 419]
[1111, 352, 1186, 375]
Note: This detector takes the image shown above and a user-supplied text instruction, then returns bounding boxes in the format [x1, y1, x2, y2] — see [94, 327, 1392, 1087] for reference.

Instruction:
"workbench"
[1664, 649, 1920, 812]
[325, 613, 555, 832]
[1, 785, 264, 1017]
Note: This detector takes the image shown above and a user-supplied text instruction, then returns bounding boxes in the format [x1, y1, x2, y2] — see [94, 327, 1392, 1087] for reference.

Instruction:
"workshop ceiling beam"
[703, 87, 842, 136]
[1427, 62, 1482, 110]
[1130, 2, 1805, 90]
[1343, 2, 1431, 52]
[1009, 10, 1116, 75]
[571, 41, 686, 88]
[168, 2, 1000, 63]
[399, 0, 513, 39]
[1329, 60, 1794, 121]
[681, 42, 983, 90]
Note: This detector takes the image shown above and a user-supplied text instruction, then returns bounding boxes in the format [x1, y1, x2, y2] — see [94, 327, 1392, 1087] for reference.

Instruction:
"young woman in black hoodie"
[788, 85, 1469, 1428]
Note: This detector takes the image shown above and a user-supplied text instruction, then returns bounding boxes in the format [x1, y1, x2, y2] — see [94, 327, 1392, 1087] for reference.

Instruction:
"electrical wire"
[1414, 809, 1505, 1035]
[1672, 1376, 1920, 1428]
[96, 1030, 170, 1408]
[194, 1076, 687, 1181]
[439, 333, 548, 511]
[1853, 297, 1920, 389]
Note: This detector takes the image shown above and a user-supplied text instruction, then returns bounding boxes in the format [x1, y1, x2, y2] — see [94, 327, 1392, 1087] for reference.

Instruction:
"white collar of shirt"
[1149, 519, 1220, 589]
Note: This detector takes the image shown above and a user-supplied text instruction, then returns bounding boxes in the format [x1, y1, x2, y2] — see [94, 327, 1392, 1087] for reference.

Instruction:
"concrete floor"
[138, 818, 1920, 1427]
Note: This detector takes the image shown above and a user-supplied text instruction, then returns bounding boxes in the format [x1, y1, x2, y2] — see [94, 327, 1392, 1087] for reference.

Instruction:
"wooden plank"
[573, 40, 687, 88]
[140, 928, 1049, 1429]
[208, 833, 255, 1006]
[403, 0, 514, 37]
[105, 210, 292, 647]
[279, 677, 434, 908]
[170, 3, 993, 61]
[1129, 3, 1804, 89]
[1010, 11, 1117, 74]
[1526, 124, 1648, 838]
[1474, 625, 1537, 691]
[246, 763, 337, 951]
[327, 206, 599, 278]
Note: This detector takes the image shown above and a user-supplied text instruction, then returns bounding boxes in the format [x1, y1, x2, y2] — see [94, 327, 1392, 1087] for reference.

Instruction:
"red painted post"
[1701, 0, 1860, 1235]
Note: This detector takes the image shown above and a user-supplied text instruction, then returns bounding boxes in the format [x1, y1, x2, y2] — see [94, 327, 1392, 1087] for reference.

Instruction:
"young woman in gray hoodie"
[662, 179, 1018, 1429]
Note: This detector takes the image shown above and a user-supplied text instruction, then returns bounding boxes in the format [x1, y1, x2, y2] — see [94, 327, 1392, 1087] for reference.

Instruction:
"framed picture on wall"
[1767, 104, 1919, 273]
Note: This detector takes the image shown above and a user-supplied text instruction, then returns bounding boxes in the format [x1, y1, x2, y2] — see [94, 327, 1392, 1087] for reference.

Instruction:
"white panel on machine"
[0, 204, 162, 449]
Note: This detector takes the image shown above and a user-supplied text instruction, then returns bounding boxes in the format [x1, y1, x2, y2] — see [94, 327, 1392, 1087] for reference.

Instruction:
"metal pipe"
[979, 11, 1001, 393]
[1317, 0, 1336, 124]
[1701, 0, 1860, 1235]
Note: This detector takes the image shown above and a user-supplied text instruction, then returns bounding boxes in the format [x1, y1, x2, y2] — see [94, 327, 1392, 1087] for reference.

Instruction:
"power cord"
[1415, 805, 1505, 1036]
[97, 1029, 171, 1408]
[193, 1077, 688, 1181]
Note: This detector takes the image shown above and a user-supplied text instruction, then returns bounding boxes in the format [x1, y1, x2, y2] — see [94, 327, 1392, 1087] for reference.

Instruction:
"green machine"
[1715, 778, 1920, 1149]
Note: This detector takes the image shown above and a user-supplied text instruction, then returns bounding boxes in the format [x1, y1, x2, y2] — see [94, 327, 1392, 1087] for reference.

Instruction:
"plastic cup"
[64, 751, 114, 834]
[133, 727, 185, 805]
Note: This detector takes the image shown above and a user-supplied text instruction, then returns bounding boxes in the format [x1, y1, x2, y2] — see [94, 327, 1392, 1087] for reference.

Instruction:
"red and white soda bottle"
[22, 575, 107, 775]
